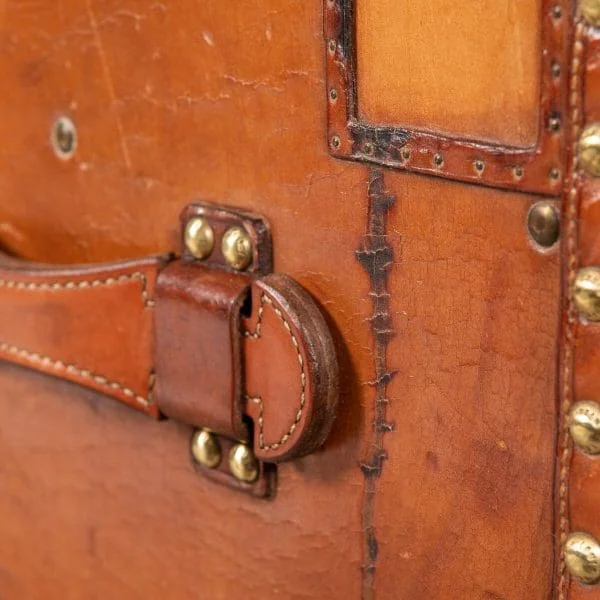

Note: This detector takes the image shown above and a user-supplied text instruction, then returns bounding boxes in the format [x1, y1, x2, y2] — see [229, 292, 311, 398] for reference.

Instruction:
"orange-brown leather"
[0, 254, 164, 417]
[0, 1, 568, 599]
[563, 19, 600, 600]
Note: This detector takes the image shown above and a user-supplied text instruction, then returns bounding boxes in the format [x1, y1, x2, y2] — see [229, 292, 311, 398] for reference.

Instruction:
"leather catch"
[0, 208, 339, 470]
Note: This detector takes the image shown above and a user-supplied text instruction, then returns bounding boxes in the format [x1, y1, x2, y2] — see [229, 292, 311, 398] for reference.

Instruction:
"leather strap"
[0, 253, 338, 463]
[0, 253, 164, 417]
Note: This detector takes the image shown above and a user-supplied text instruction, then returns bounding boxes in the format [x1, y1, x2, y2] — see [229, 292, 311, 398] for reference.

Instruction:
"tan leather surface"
[0, 254, 162, 416]
[0, 1, 563, 599]
[565, 22, 600, 600]
[356, 0, 541, 146]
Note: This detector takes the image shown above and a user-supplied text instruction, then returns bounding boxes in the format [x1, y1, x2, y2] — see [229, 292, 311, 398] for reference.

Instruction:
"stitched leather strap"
[0, 253, 338, 463]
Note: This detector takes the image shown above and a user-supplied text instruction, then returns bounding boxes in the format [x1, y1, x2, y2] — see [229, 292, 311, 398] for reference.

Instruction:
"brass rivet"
[330, 135, 341, 150]
[328, 39, 337, 54]
[433, 153, 444, 167]
[574, 267, 600, 321]
[51, 116, 77, 159]
[549, 116, 561, 132]
[527, 202, 560, 248]
[550, 167, 561, 182]
[474, 160, 485, 174]
[191, 429, 221, 469]
[581, 0, 600, 27]
[229, 443, 259, 483]
[565, 532, 600, 585]
[184, 216, 214, 260]
[552, 61, 561, 78]
[579, 124, 600, 177]
[329, 88, 338, 102]
[552, 5, 562, 19]
[222, 226, 253, 271]
[401, 147, 411, 161]
[514, 166, 524, 180]
[569, 400, 600, 454]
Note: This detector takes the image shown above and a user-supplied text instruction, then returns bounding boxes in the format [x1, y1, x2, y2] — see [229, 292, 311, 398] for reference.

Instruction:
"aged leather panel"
[566, 23, 600, 600]
[355, 0, 542, 146]
[0, 1, 560, 599]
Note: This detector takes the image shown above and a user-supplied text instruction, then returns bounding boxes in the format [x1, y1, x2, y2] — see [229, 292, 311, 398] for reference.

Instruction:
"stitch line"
[558, 17, 584, 600]
[243, 294, 306, 451]
[0, 342, 153, 408]
[0, 271, 155, 308]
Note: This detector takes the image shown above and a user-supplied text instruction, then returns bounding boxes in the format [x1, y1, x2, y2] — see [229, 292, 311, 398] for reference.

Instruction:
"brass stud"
[527, 201, 560, 248]
[474, 160, 485, 174]
[184, 216, 214, 260]
[222, 226, 253, 271]
[552, 5, 563, 19]
[51, 116, 77, 159]
[329, 88, 338, 102]
[433, 153, 444, 167]
[569, 400, 600, 454]
[191, 429, 221, 469]
[330, 134, 341, 150]
[229, 443, 259, 483]
[574, 267, 600, 321]
[549, 116, 561, 133]
[581, 0, 600, 27]
[552, 61, 561, 78]
[363, 142, 374, 155]
[579, 123, 600, 177]
[565, 532, 600, 585]
[401, 147, 411, 161]
[513, 166, 524, 180]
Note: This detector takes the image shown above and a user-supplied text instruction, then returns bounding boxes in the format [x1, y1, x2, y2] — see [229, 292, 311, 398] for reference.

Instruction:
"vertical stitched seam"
[243, 293, 307, 450]
[558, 16, 584, 600]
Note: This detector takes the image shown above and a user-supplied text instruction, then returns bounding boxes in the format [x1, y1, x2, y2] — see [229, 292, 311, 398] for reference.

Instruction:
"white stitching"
[243, 294, 306, 451]
[0, 270, 155, 407]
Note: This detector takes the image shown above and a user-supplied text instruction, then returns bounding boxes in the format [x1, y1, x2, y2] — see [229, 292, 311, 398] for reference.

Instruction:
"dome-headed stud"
[574, 267, 600, 321]
[565, 532, 600, 585]
[184, 217, 214, 260]
[228, 443, 259, 483]
[527, 201, 560, 248]
[191, 429, 221, 469]
[579, 124, 600, 177]
[222, 226, 253, 271]
[581, 0, 600, 27]
[569, 400, 600, 455]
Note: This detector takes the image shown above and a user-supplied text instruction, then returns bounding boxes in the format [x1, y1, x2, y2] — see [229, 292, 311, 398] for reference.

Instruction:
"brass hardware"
[51, 116, 77, 159]
[184, 217, 214, 260]
[191, 429, 222, 469]
[581, 0, 600, 27]
[579, 124, 600, 177]
[229, 443, 259, 483]
[222, 226, 253, 271]
[565, 532, 600, 585]
[574, 267, 600, 321]
[527, 202, 560, 248]
[433, 153, 444, 167]
[569, 401, 600, 454]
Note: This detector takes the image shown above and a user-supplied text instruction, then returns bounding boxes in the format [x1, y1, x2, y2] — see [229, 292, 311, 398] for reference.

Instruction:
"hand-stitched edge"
[0, 342, 154, 408]
[0, 271, 155, 308]
[558, 17, 585, 600]
[243, 294, 307, 451]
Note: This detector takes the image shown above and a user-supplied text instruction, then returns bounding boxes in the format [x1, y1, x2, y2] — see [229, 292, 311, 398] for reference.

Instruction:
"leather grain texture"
[0, 1, 565, 599]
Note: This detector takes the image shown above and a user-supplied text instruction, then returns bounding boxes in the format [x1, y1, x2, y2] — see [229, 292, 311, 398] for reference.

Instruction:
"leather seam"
[0, 342, 154, 408]
[558, 16, 585, 600]
[0, 272, 155, 308]
[0, 271, 155, 407]
[243, 294, 306, 451]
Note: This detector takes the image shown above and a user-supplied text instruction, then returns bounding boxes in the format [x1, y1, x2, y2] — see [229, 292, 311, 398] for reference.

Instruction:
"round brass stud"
[228, 443, 259, 483]
[51, 116, 77, 159]
[191, 429, 221, 469]
[569, 400, 600, 455]
[184, 217, 214, 260]
[579, 123, 600, 177]
[526, 201, 560, 248]
[565, 532, 600, 585]
[581, 0, 600, 27]
[221, 226, 253, 271]
[574, 267, 600, 321]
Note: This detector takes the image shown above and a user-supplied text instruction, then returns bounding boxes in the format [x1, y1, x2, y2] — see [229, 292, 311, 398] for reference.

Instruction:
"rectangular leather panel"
[356, 0, 542, 146]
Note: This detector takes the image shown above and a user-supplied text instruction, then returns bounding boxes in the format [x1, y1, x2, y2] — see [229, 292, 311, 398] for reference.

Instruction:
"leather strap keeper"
[155, 261, 250, 443]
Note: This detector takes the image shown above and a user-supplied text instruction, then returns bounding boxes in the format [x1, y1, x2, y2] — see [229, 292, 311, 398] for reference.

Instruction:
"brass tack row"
[191, 429, 259, 484]
[184, 217, 253, 271]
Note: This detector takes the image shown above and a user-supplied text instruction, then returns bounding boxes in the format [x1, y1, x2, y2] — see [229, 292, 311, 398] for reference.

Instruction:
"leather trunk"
[0, 1, 597, 599]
